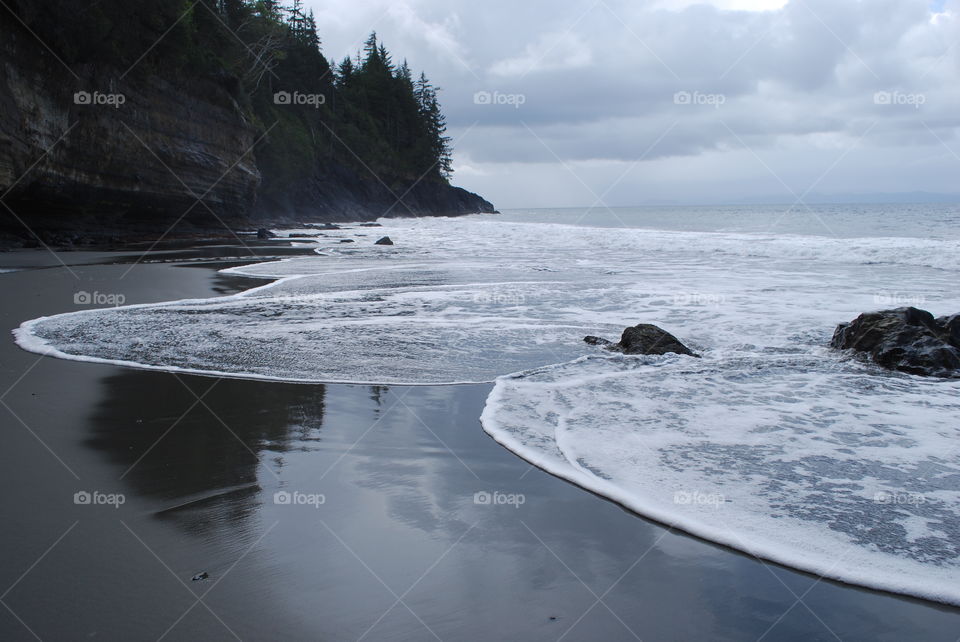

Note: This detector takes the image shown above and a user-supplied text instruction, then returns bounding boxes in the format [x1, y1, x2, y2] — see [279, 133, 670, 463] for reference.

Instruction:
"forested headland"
[0, 0, 494, 244]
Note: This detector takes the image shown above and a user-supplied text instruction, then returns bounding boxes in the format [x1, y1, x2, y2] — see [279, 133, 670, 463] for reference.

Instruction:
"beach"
[1, 242, 959, 641]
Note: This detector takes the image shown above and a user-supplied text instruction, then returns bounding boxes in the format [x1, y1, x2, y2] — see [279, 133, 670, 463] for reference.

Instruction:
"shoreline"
[2, 242, 959, 640]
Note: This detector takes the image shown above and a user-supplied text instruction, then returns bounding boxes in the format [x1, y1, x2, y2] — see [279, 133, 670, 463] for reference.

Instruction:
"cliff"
[0, 10, 494, 246]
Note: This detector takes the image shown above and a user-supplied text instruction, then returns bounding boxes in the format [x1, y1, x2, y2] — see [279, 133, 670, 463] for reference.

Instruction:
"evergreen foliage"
[7, 0, 456, 205]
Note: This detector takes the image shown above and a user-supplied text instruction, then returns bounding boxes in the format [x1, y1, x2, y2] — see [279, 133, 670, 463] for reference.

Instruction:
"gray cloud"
[306, 0, 960, 207]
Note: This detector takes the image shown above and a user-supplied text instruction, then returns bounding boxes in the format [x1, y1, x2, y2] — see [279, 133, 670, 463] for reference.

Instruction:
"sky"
[303, 0, 960, 208]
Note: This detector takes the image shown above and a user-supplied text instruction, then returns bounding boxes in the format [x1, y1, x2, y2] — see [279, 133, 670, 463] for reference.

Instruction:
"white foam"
[481, 354, 960, 606]
[13, 213, 960, 603]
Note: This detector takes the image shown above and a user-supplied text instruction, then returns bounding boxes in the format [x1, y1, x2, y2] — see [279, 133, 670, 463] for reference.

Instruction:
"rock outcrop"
[584, 324, 699, 357]
[831, 307, 960, 377]
[0, 14, 495, 244]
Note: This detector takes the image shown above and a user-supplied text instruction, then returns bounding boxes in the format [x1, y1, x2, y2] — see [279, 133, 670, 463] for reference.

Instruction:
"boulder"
[584, 324, 698, 357]
[830, 307, 960, 377]
[375, 236, 394, 246]
[256, 228, 274, 239]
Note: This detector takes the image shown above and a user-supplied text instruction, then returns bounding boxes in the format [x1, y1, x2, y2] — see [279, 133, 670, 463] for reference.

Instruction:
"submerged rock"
[831, 307, 960, 377]
[191, 572, 209, 581]
[256, 228, 274, 239]
[584, 324, 698, 357]
[375, 236, 394, 246]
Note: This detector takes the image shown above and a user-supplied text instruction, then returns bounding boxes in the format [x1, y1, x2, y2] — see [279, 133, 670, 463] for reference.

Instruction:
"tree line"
[7, 0, 454, 203]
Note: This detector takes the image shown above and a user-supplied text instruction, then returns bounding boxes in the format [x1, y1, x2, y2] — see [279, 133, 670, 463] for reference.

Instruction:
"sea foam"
[13, 213, 960, 603]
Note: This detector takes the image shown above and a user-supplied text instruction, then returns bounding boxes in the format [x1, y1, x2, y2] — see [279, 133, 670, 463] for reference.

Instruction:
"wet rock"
[191, 572, 209, 581]
[256, 228, 274, 239]
[339, 239, 354, 243]
[830, 307, 960, 377]
[374, 236, 394, 246]
[584, 324, 698, 357]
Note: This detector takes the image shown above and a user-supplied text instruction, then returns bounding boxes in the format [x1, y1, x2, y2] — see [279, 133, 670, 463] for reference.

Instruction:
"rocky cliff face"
[0, 17, 494, 245]
[258, 162, 495, 223]
[0, 19, 262, 241]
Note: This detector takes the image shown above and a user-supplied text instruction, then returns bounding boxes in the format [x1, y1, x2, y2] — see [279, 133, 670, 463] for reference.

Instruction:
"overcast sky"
[304, 0, 959, 208]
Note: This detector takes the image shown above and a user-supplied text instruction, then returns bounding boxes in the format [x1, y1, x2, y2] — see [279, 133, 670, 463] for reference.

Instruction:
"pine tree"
[337, 56, 354, 87]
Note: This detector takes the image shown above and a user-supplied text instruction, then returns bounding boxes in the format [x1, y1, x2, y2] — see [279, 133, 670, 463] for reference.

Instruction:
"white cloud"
[489, 31, 593, 77]
[651, 0, 788, 11]
[304, 0, 960, 207]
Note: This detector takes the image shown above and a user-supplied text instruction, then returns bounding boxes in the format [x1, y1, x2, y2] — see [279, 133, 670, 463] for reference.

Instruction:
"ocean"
[14, 204, 960, 606]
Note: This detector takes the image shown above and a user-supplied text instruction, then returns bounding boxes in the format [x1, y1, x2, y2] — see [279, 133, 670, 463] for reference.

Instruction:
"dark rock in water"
[339, 239, 354, 243]
[192, 572, 209, 581]
[375, 236, 394, 246]
[359, 222, 382, 227]
[256, 228, 274, 239]
[831, 307, 960, 377]
[619, 324, 697, 357]
[289, 232, 319, 238]
[584, 324, 698, 357]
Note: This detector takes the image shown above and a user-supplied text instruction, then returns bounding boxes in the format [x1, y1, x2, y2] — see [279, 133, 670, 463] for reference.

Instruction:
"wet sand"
[1, 246, 958, 641]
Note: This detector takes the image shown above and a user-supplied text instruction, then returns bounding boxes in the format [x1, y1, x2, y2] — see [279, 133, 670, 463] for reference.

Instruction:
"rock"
[359, 222, 382, 227]
[830, 307, 960, 377]
[191, 572, 209, 581]
[619, 324, 698, 356]
[584, 324, 698, 357]
[339, 239, 354, 243]
[375, 236, 394, 246]
[256, 228, 274, 239]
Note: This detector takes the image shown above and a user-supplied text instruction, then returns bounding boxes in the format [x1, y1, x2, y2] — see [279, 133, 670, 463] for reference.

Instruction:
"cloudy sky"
[304, 0, 959, 208]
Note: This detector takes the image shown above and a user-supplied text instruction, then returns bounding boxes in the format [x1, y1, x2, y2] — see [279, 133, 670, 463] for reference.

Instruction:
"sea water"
[14, 204, 960, 604]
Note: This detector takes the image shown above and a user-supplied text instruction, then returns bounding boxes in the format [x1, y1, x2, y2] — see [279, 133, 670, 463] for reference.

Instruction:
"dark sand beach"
[2, 246, 959, 641]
